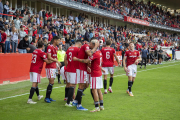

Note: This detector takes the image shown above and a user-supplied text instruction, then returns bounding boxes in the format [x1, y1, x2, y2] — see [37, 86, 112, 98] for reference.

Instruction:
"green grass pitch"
[0, 61, 180, 120]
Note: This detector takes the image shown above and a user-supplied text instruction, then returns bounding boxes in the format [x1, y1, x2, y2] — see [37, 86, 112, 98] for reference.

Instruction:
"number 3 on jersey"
[106, 52, 110, 59]
[31, 54, 37, 63]
[68, 52, 72, 62]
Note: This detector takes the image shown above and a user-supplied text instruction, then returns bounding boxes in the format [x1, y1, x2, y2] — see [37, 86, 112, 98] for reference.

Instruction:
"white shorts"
[60, 66, 66, 80]
[87, 74, 91, 84]
[102, 67, 114, 75]
[76, 69, 87, 84]
[66, 72, 77, 84]
[45, 68, 56, 79]
[90, 76, 103, 89]
[30, 72, 41, 83]
[126, 64, 137, 77]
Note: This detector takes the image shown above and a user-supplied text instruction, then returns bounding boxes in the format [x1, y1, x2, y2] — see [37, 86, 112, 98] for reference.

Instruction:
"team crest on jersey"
[48, 49, 51, 52]
[135, 52, 137, 55]
[43, 55, 46, 58]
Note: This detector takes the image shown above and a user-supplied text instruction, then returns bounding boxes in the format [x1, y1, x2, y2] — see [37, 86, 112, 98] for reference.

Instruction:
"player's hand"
[57, 61, 61, 67]
[124, 67, 127, 72]
[26, 48, 30, 51]
[101, 68, 105, 73]
[73, 57, 78, 61]
[134, 59, 139, 65]
[118, 63, 121, 67]
[94, 40, 99, 48]
[87, 67, 91, 73]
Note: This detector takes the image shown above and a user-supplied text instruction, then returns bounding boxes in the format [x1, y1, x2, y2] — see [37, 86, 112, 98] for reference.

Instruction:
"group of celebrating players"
[27, 36, 141, 112]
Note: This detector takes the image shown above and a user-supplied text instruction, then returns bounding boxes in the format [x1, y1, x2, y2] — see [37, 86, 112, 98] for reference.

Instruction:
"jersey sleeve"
[85, 45, 90, 51]
[40, 52, 47, 60]
[89, 53, 97, 61]
[124, 51, 128, 57]
[47, 46, 51, 54]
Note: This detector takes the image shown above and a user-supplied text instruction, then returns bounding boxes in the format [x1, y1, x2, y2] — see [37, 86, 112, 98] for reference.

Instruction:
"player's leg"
[91, 76, 103, 112]
[90, 89, 100, 112]
[102, 67, 108, 94]
[97, 89, 104, 110]
[64, 82, 70, 101]
[28, 72, 38, 104]
[128, 65, 137, 96]
[66, 83, 75, 107]
[126, 65, 133, 95]
[28, 82, 38, 104]
[35, 74, 43, 100]
[108, 67, 114, 93]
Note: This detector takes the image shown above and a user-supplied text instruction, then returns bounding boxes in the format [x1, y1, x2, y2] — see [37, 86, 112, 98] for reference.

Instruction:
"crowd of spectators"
[74, 0, 180, 28]
[0, 1, 180, 55]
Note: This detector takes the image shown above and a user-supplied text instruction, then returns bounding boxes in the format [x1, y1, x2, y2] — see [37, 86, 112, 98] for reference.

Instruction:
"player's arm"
[101, 67, 105, 73]
[64, 54, 68, 67]
[123, 56, 127, 72]
[44, 59, 53, 64]
[73, 57, 91, 64]
[47, 53, 61, 66]
[86, 41, 99, 56]
[114, 53, 120, 67]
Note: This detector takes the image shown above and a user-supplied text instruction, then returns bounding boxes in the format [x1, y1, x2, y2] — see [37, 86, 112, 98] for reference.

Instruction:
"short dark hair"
[106, 40, 111, 45]
[51, 36, 60, 43]
[1, 28, 5, 32]
[38, 40, 44, 48]
[76, 40, 82, 44]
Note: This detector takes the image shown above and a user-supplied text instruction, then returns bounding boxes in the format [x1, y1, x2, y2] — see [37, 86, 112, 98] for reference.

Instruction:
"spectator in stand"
[65, 34, 70, 51]
[3, 1, 11, 20]
[19, 25, 27, 41]
[32, 24, 37, 40]
[68, 13, 73, 21]
[10, 27, 18, 53]
[28, 23, 33, 43]
[27, 43, 37, 53]
[18, 35, 30, 53]
[0, 28, 7, 53]
[14, 15, 21, 30]
[4, 24, 10, 53]
[48, 29, 53, 43]
[0, 0, 3, 17]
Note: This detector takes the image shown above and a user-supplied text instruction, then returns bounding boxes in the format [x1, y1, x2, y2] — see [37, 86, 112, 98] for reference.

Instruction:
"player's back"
[89, 50, 102, 77]
[78, 44, 90, 71]
[30, 49, 47, 74]
[66, 46, 80, 73]
[101, 47, 115, 67]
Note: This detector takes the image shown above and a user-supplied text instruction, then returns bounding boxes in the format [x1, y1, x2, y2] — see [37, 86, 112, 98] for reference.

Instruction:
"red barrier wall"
[0, 52, 122, 84]
[0, 54, 46, 84]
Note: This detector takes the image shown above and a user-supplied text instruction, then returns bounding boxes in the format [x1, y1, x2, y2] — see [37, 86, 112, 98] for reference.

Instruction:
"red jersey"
[66, 46, 80, 73]
[89, 50, 102, 77]
[45, 45, 58, 69]
[23, 25, 28, 34]
[48, 33, 53, 42]
[30, 49, 47, 74]
[124, 50, 140, 67]
[101, 47, 116, 67]
[78, 44, 90, 71]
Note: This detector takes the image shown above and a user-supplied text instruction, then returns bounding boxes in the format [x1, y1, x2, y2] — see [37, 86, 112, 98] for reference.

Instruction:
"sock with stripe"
[46, 83, 53, 99]
[29, 87, 36, 99]
[100, 100, 103, 107]
[94, 101, 99, 109]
